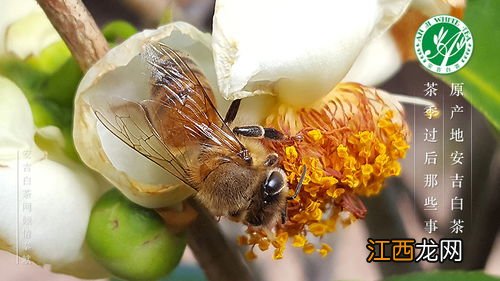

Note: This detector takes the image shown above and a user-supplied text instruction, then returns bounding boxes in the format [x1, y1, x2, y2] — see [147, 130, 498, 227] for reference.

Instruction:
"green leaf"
[102, 20, 137, 44]
[0, 57, 77, 129]
[26, 41, 72, 74]
[438, 0, 500, 131]
[41, 57, 82, 106]
[384, 271, 500, 281]
[0, 56, 47, 97]
[29, 101, 56, 127]
[0, 53, 82, 161]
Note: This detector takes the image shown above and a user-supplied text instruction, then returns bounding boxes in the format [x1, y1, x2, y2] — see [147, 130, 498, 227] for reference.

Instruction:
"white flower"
[342, 32, 403, 86]
[411, 0, 463, 16]
[212, 0, 411, 105]
[74, 0, 418, 210]
[74, 23, 217, 208]
[0, 0, 60, 59]
[0, 76, 108, 278]
[344, 0, 466, 85]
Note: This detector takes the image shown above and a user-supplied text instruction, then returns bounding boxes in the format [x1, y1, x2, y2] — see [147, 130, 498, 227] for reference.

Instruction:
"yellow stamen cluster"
[239, 83, 410, 260]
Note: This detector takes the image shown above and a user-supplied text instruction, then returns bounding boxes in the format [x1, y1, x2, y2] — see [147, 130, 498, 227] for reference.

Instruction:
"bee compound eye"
[264, 171, 285, 196]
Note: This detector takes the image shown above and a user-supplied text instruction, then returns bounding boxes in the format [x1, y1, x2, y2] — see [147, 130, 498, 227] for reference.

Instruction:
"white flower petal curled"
[74, 22, 226, 208]
[342, 32, 402, 86]
[212, 0, 411, 105]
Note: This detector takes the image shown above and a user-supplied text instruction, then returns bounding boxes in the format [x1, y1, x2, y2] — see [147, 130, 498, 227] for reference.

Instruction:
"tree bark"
[37, 0, 109, 72]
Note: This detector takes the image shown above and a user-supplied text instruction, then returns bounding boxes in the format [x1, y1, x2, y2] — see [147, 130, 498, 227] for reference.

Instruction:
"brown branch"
[121, 0, 171, 27]
[157, 199, 255, 281]
[185, 198, 255, 281]
[36, 0, 109, 72]
[36, 0, 255, 280]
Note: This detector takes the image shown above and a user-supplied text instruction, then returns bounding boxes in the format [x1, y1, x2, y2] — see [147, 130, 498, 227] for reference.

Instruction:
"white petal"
[0, 76, 44, 164]
[5, 11, 61, 59]
[0, 77, 108, 278]
[0, 0, 38, 54]
[411, 0, 451, 16]
[36, 126, 66, 149]
[74, 22, 224, 208]
[212, 0, 410, 105]
[344, 0, 462, 86]
[342, 32, 402, 86]
[0, 0, 60, 59]
[0, 158, 108, 279]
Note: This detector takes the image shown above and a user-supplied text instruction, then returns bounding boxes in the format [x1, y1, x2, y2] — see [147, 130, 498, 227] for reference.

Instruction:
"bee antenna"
[287, 165, 307, 200]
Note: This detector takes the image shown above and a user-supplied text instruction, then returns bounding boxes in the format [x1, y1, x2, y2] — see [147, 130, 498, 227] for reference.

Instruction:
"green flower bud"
[86, 189, 186, 281]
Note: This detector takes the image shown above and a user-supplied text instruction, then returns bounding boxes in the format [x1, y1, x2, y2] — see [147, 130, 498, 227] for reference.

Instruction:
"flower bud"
[86, 189, 186, 281]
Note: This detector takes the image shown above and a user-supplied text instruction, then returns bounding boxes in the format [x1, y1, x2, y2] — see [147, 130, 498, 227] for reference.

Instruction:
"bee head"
[243, 168, 288, 227]
[263, 168, 288, 205]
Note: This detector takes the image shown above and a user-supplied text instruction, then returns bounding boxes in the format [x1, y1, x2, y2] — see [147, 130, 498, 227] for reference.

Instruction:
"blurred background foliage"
[439, 0, 500, 131]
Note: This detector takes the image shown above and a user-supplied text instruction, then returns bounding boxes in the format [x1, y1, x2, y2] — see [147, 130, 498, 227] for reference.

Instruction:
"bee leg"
[281, 207, 287, 224]
[233, 126, 264, 138]
[226, 99, 286, 140]
[263, 128, 285, 141]
[224, 99, 241, 124]
[233, 126, 285, 141]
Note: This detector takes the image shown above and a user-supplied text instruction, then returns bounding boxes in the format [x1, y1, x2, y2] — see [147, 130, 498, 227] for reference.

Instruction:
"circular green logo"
[414, 15, 473, 74]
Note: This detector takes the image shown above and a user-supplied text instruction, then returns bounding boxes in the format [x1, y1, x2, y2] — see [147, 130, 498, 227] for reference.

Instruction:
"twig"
[36, 0, 109, 72]
[36, 0, 255, 280]
[121, 0, 171, 27]
[186, 198, 255, 281]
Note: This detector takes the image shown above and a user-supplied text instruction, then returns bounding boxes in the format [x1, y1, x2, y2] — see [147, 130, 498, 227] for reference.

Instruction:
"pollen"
[292, 234, 306, 248]
[237, 83, 410, 259]
[303, 243, 316, 254]
[285, 146, 298, 160]
[307, 129, 323, 142]
[245, 250, 257, 261]
[309, 222, 328, 236]
[258, 238, 271, 251]
[273, 247, 285, 260]
[318, 243, 332, 257]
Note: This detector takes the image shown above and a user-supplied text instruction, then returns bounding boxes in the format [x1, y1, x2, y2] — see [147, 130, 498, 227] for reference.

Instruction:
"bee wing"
[140, 42, 249, 160]
[92, 96, 197, 189]
[89, 42, 250, 191]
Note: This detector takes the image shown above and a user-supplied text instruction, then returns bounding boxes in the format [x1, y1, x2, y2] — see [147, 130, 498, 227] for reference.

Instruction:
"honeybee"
[90, 42, 305, 227]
